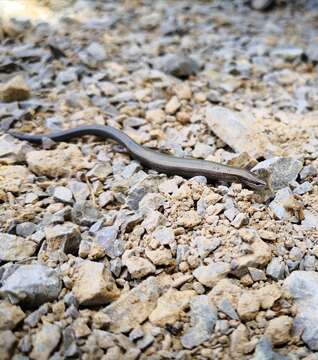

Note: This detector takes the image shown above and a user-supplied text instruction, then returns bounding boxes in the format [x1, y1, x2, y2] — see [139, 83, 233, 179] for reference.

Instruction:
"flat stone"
[149, 288, 195, 326]
[193, 262, 231, 288]
[30, 323, 61, 360]
[123, 253, 156, 279]
[194, 236, 221, 258]
[53, 186, 73, 203]
[26, 145, 86, 177]
[181, 295, 218, 349]
[0, 165, 32, 193]
[266, 258, 285, 280]
[0, 75, 30, 102]
[0, 233, 37, 261]
[104, 277, 160, 333]
[252, 157, 303, 190]
[69, 180, 90, 203]
[0, 301, 25, 330]
[301, 209, 318, 230]
[206, 106, 273, 159]
[177, 210, 201, 228]
[0, 134, 30, 164]
[0, 264, 61, 307]
[284, 271, 318, 350]
[44, 222, 81, 254]
[16, 222, 36, 237]
[72, 260, 119, 306]
[145, 248, 173, 266]
[95, 226, 123, 258]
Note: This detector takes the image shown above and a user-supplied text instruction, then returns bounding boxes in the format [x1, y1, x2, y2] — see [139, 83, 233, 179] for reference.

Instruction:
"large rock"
[72, 260, 119, 306]
[284, 271, 318, 350]
[205, 106, 274, 159]
[149, 288, 195, 326]
[0, 264, 61, 307]
[26, 144, 86, 177]
[104, 277, 160, 333]
[0, 233, 37, 261]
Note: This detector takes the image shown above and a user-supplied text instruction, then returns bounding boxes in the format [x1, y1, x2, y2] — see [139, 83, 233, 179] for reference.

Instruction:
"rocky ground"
[0, 0, 318, 359]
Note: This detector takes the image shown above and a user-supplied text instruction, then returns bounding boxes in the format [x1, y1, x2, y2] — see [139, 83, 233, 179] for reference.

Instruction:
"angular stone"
[123, 254, 156, 279]
[0, 265, 61, 307]
[177, 210, 201, 228]
[0, 330, 16, 360]
[26, 145, 86, 177]
[104, 277, 160, 333]
[149, 288, 195, 326]
[265, 316, 293, 346]
[44, 222, 81, 254]
[145, 248, 173, 266]
[252, 157, 303, 190]
[30, 323, 61, 360]
[0, 301, 25, 330]
[0, 165, 32, 193]
[72, 260, 119, 306]
[181, 295, 217, 349]
[284, 271, 318, 350]
[237, 292, 260, 321]
[206, 106, 273, 159]
[194, 262, 231, 288]
[0, 233, 36, 261]
[53, 186, 73, 203]
[0, 75, 30, 102]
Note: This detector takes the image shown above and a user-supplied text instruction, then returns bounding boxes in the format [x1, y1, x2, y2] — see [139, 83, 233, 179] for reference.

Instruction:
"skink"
[9, 125, 266, 189]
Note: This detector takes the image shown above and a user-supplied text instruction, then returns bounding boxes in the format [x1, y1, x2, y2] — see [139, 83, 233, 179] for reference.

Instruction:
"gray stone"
[71, 201, 100, 226]
[194, 236, 221, 258]
[248, 267, 267, 282]
[284, 271, 318, 350]
[0, 233, 37, 262]
[300, 164, 317, 179]
[69, 180, 90, 203]
[16, 222, 36, 237]
[271, 46, 303, 61]
[266, 258, 285, 280]
[301, 210, 318, 230]
[0, 264, 61, 307]
[53, 186, 73, 203]
[217, 298, 239, 320]
[24, 304, 49, 327]
[306, 44, 318, 63]
[181, 295, 217, 349]
[253, 336, 289, 360]
[153, 227, 175, 246]
[95, 226, 124, 258]
[293, 181, 312, 195]
[155, 53, 199, 78]
[252, 157, 303, 191]
[30, 323, 61, 360]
